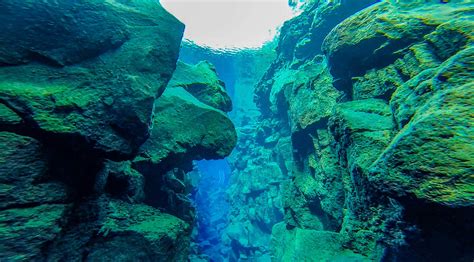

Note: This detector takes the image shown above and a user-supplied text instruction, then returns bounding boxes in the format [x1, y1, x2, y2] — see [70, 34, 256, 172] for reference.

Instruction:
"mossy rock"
[391, 47, 474, 129]
[168, 61, 232, 112]
[0, 104, 22, 127]
[370, 82, 474, 207]
[0, 0, 184, 158]
[85, 199, 190, 262]
[271, 222, 370, 262]
[322, 1, 473, 94]
[133, 88, 237, 174]
[287, 58, 341, 133]
[0, 132, 69, 209]
[329, 98, 395, 172]
[42, 196, 190, 261]
[0, 204, 69, 261]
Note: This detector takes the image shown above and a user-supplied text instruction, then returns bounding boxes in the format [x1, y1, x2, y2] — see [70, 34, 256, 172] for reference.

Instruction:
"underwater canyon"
[0, 0, 473, 261]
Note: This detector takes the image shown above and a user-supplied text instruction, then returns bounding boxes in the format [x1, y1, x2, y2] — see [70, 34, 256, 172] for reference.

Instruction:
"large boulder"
[0, 0, 184, 158]
[391, 47, 474, 128]
[43, 197, 190, 262]
[0, 132, 71, 261]
[329, 99, 394, 172]
[134, 88, 237, 173]
[267, 57, 340, 133]
[0, 204, 69, 261]
[84, 199, 190, 262]
[322, 1, 473, 95]
[0, 132, 69, 210]
[370, 50, 474, 207]
[168, 61, 233, 112]
[271, 222, 369, 261]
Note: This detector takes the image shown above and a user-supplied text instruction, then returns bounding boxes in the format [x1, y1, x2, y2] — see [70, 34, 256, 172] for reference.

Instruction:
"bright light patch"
[160, 0, 298, 49]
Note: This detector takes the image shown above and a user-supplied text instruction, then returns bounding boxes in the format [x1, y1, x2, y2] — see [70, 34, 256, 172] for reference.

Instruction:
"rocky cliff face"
[0, 1, 236, 261]
[231, 0, 473, 261]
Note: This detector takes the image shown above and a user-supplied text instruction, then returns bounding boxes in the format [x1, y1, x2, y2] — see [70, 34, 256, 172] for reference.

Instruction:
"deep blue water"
[180, 43, 237, 260]
[192, 160, 232, 261]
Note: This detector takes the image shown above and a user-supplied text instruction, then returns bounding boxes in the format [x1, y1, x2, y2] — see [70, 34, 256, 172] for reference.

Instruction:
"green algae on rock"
[370, 83, 474, 208]
[0, 132, 70, 210]
[322, 1, 473, 98]
[0, 0, 238, 261]
[1, 0, 473, 260]
[271, 222, 370, 262]
[0, 0, 184, 158]
[134, 88, 236, 173]
[168, 61, 233, 112]
[84, 199, 190, 262]
[241, 0, 474, 261]
[0, 204, 69, 261]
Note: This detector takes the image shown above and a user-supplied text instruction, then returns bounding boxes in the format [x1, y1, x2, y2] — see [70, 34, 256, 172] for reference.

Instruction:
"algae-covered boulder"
[0, 104, 22, 127]
[391, 47, 474, 128]
[330, 99, 394, 171]
[134, 88, 237, 173]
[0, 0, 184, 158]
[370, 84, 474, 208]
[0, 132, 69, 209]
[0, 132, 69, 261]
[259, 56, 340, 134]
[368, 47, 474, 207]
[43, 197, 190, 261]
[280, 58, 341, 133]
[271, 222, 369, 262]
[85, 200, 190, 262]
[168, 61, 233, 112]
[0, 204, 69, 261]
[323, 1, 473, 94]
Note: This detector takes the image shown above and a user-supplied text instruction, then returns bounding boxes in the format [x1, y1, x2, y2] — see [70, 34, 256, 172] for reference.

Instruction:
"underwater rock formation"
[134, 87, 236, 174]
[133, 86, 236, 222]
[1, 0, 473, 261]
[168, 61, 233, 112]
[0, 1, 236, 261]
[226, 0, 474, 261]
[0, 0, 184, 158]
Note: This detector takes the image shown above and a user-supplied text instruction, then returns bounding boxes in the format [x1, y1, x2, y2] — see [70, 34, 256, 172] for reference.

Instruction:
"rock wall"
[0, 1, 236, 261]
[244, 0, 473, 261]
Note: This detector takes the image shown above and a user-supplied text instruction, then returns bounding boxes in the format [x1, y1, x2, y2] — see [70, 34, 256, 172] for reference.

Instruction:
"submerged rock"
[83, 199, 190, 262]
[0, 204, 69, 261]
[42, 196, 191, 262]
[323, 1, 473, 97]
[168, 61, 233, 112]
[0, 132, 70, 210]
[371, 74, 474, 208]
[0, 132, 70, 261]
[247, 0, 474, 261]
[134, 88, 236, 174]
[271, 222, 370, 262]
[0, 0, 184, 158]
[0, 0, 237, 261]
